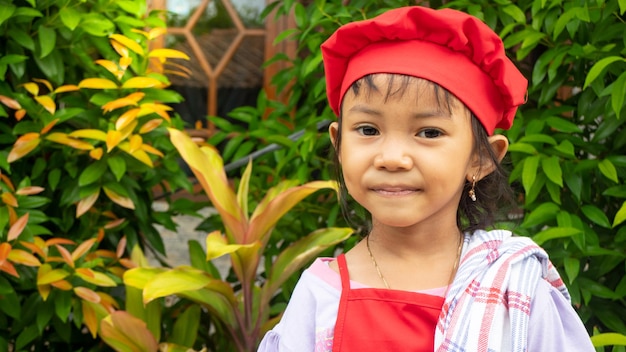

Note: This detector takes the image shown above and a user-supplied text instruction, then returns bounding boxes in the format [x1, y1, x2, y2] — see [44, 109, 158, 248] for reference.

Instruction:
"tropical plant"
[441, 0, 626, 348]
[0, 0, 197, 349]
[110, 129, 353, 351]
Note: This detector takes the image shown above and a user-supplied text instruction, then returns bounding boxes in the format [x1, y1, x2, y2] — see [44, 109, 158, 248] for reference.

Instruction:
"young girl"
[258, 6, 594, 351]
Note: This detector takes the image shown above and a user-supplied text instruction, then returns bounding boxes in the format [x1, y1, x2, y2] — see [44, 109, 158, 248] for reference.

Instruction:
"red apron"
[332, 254, 444, 352]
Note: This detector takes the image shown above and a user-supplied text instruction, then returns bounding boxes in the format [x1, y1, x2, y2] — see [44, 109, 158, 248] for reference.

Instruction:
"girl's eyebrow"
[347, 104, 452, 119]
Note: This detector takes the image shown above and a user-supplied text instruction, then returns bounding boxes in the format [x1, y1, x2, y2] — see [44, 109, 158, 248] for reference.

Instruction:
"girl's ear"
[469, 134, 509, 181]
[329, 121, 339, 148]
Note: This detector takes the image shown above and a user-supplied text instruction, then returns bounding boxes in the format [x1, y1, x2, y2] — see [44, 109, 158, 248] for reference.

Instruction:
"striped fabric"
[435, 230, 569, 352]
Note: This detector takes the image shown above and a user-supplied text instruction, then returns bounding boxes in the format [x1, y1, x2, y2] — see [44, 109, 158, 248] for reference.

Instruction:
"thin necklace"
[365, 233, 464, 290]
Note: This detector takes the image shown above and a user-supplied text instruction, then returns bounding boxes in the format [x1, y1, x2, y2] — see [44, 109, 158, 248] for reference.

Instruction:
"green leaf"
[80, 13, 115, 37]
[170, 305, 200, 347]
[554, 140, 575, 158]
[541, 155, 563, 187]
[545, 116, 582, 133]
[15, 325, 38, 351]
[34, 50, 64, 84]
[581, 205, 611, 228]
[563, 257, 580, 284]
[591, 333, 626, 347]
[0, 292, 20, 318]
[107, 156, 127, 181]
[502, 4, 526, 23]
[619, 0, 626, 15]
[116, 0, 146, 17]
[262, 227, 353, 306]
[583, 56, 624, 89]
[532, 226, 580, 246]
[38, 26, 56, 59]
[611, 72, 626, 118]
[522, 202, 560, 228]
[0, 4, 16, 26]
[522, 155, 540, 194]
[598, 159, 619, 183]
[506, 142, 537, 155]
[78, 160, 107, 186]
[59, 7, 81, 30]
[143, 267, 213, 302]
[613, 201, 626, 228]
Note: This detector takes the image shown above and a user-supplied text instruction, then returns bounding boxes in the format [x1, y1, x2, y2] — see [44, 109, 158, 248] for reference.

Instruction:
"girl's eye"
[417, 128, 443, 138]
[356, 125, 379, 136]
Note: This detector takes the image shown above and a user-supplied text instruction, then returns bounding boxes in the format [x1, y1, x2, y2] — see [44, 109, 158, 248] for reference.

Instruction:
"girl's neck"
[368, 221, 462, 258]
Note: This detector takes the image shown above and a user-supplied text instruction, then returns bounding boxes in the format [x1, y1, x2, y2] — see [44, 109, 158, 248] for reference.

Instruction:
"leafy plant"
[0, 0, 197, 349]
[116, 129, 352, 351]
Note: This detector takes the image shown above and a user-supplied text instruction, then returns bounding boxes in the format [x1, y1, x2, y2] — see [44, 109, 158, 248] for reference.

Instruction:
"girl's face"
[330, 74, 481, 232]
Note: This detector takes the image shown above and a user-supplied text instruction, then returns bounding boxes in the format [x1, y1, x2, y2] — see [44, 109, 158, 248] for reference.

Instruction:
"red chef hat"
[321, 6, 528, 135]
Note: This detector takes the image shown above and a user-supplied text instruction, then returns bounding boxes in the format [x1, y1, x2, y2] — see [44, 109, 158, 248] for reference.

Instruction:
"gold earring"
[468, 175, 477, 202]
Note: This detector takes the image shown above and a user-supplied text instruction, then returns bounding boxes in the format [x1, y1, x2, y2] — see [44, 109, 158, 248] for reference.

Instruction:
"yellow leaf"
[33, 78, 53, 92]
[38, 283, 51, 300]
[0, 243, 11, 264]
[118, 142, 154, 167]
[0, 94, 22, 109]
[126, 92, 146, 102]
[2, 192, 18, 207]
[143, 267, 213, 303]
[78, 78, 118, 89]
[95, 59, 120, 75]
[51, 280, 72, 290]
[102, 98, 138, 113]
[106, 130, 123, 152]
[138, 103, 172, 123]
[8, 133, 41, 163]
[46, 132, 94, 150]
[129, 135, 142, 153]
[147, 27, 167, 40]
[0, 174, 15, 191]
[119, 56, 132, 69]
[69, 129, 108, 141]
[205, 231, 256, 261]
[141, 144, 163, 157]
[122, 77, 165, 89]
[76, 268, 118, 287]
[40, 118, 59, 134]
[89, 148, 103, 160]
[54, 85, 80, 94]
[15, 109, 26, 121]
[55, 244, 74, 267]
[35, 95, 56, 114]
[103, 186, 135, 210]
[74, 286, 101, 303]
[8, 249, 41, 266]
[110, 34, 144, 56]
[81, 301, 99, 338]
[72, 238, 97, 261]
[138, 119, 162, 134]
[123, 267, 164, 289]
[111, 39, 129, 58]
[100, 311, 159, 352]
[7, 213, 28, 241]
[148, 48, 190, 60]
[22, 82, 39, 96]
[76, 189, 100, 218]
[168, 128, 245, 240]
[37, 264, 70, 285]
[16, 186, 45, 196]
[115, 108, 140, 131]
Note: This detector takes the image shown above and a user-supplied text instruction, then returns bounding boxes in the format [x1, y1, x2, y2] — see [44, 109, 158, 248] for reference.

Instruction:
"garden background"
[0, 0, 625, 350]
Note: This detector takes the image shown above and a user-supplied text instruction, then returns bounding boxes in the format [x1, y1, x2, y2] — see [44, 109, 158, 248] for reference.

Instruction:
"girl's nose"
[373, 139, 413, 171]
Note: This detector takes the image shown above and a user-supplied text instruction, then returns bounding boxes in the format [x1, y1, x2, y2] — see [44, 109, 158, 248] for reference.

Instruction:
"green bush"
[0, 0, 197, 349]
[443, 0, 626, 345]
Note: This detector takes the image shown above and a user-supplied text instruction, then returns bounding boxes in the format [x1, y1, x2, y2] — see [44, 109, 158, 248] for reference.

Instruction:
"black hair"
[330, 74, 515, 235]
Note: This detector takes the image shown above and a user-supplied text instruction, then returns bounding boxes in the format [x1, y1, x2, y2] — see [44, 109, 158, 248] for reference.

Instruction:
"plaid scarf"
[435, 229, 569, 352]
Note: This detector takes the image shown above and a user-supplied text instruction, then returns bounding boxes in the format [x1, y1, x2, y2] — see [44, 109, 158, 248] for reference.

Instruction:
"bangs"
[347, 74, 466, 116]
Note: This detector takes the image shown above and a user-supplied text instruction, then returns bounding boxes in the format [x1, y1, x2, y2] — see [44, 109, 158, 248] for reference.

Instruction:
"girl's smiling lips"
[370, 185, 420, 196]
